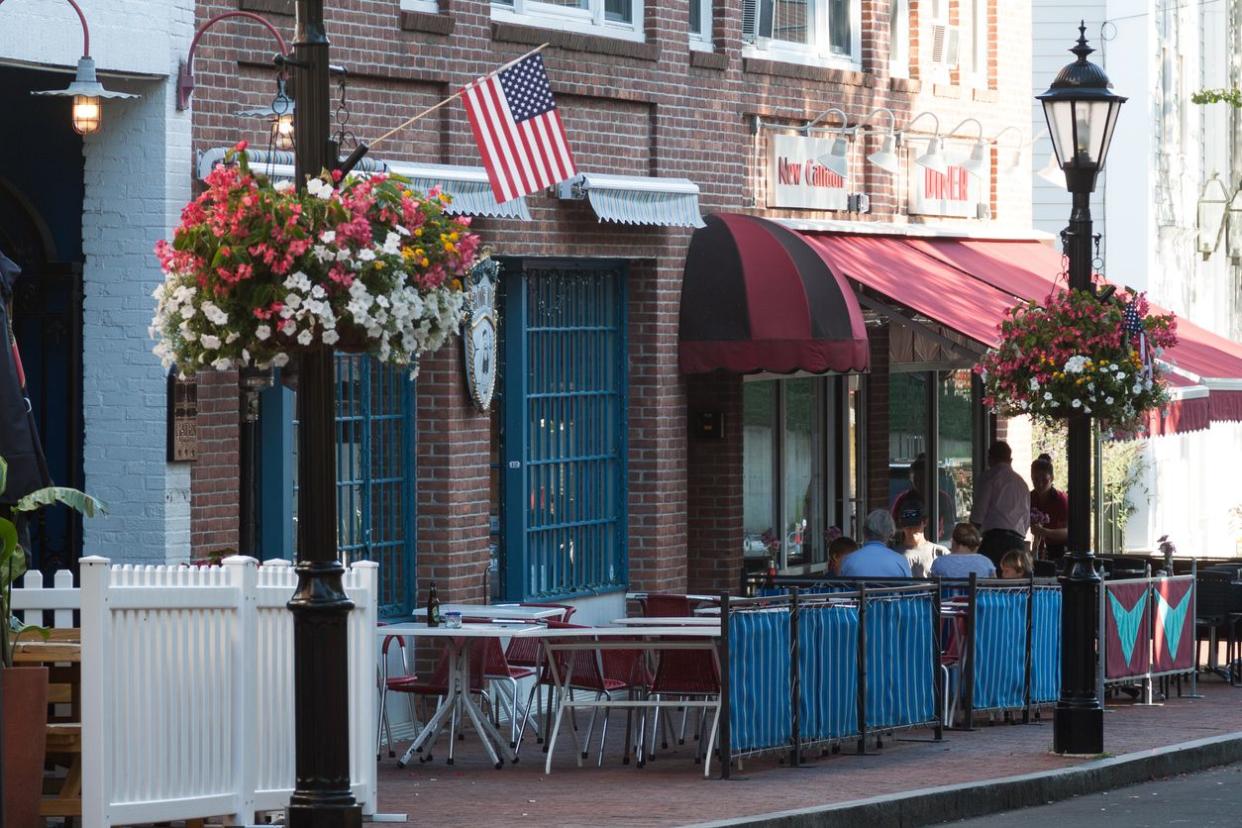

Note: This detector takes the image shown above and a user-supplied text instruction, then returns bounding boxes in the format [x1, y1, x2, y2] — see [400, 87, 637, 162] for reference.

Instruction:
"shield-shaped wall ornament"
[463, 257, 500, 411]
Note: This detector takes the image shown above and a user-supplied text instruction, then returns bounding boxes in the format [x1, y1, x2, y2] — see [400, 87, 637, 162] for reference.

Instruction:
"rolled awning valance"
[556, 172, 706, 228]
[678, 214, 870, 375]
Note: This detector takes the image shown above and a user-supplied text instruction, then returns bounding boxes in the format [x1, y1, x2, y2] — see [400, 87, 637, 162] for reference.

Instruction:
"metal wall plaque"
[167, 372, 198, 462]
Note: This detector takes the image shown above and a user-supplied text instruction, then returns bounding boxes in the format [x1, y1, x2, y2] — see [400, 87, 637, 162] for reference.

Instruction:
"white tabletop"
[539, 625, 721, 639]
[379, 622, 546, 638]
[408, 603, 563, 621]
[626, 592, 722, 603]
[611, 616, 720, 627]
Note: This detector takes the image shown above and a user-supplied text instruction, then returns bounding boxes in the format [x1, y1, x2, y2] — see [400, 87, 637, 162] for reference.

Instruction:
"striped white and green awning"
[556, 172, 706, 228]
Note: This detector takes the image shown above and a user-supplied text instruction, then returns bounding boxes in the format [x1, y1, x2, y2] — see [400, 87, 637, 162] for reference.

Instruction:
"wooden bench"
[11, 628, 82, 820]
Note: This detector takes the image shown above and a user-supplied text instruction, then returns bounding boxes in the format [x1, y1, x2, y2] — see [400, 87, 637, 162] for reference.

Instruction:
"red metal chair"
[538, 620, 650, 767]
[402, 642, 490, 765]
[502, 603, 575, 749]
[643, 593, 693, 618]
[376, 634, 418, 759]
[646, 643, 721, 766]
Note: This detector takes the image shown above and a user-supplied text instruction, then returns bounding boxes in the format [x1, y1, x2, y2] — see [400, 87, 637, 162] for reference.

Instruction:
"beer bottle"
[426, 581, 441, 628]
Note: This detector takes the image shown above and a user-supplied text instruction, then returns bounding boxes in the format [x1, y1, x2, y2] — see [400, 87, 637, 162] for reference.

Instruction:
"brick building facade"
[184, 0, 1037, 619]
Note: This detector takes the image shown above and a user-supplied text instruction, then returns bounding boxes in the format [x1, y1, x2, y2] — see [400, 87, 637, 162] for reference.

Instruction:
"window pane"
[783, 379, 819, 567]
[938, 371, 974, 544]
[845, 374, 863, 539]
[889, 372, 929, 537]
[828, 0, 851, 54]
[539, 0, 589, 8]
[605, 0, 632, 23]
[743, 382, 779, 569]
[690, 0, 702, 35]
[772, 0, 810, 44]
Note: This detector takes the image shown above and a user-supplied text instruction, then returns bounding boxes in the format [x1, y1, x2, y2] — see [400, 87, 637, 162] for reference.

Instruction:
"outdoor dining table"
[536, 625, 724, 776]
[408, 603, 564, 622]
[378, 621, 546, 770]
[610, 616, 720, 627]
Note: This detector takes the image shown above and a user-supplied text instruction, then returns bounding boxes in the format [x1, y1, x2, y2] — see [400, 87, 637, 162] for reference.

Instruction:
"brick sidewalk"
[376, 678, 1242, 827]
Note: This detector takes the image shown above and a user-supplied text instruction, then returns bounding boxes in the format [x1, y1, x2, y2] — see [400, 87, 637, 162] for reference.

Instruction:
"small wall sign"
[905, 139, 990, 218]
[768, 134, 849, 211]
[463, 257, 500, 412]
[166, 371, 198, 462]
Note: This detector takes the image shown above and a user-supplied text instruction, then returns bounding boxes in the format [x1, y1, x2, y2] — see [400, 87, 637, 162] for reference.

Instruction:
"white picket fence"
[14, 556, 378, 827]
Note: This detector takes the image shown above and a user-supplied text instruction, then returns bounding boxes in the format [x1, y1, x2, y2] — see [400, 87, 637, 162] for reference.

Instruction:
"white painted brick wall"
[45, 0, 195, 564]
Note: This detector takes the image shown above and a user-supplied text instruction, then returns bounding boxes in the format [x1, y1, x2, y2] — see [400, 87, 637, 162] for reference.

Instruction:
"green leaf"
[0, 455, 6, 498]
[15, 487, 107, 518]
[1, 516, 24, 593]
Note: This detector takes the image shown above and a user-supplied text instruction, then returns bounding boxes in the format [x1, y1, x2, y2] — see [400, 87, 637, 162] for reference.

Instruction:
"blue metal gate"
[501, 261, 628, 600]
[271, 354, 416, 617]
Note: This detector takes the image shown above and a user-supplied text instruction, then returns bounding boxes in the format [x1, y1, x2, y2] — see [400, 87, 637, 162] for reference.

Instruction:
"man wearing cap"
[839, 509, 912, 578]
[970, 441, 1031, 565]
[895, 499, 950, 578]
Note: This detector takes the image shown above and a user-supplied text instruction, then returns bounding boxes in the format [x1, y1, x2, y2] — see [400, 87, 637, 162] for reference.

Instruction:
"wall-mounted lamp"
[235, 74, 295, 151]
[907, 112, 947, 175]
[992, 126, 1025, 171]
[17, 0, 140, 134]
[861, 108, 900, 175]
[947, 118, 988, 177]
[1197, 173, 1230, 259]
[1228, 188, 1242, 265]
[805, 108, 853, 178]
[178, 11, 290, 111]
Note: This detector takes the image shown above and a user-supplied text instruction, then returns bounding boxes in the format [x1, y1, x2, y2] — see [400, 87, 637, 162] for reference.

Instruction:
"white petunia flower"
[1105, 396, 1114, 405]
[297, 329, 314, 346]
[1044, 392, 1053, 401]
[201, 334, 221, 350]
[1064, 355, 1089, 374]
[320, 230, 337, 244]
[1071, 399, 1082, 408]
[272, 352, 290, 368]
[180, 305, 196, 320]
[322, 330, 340, 345]
[212, 357, 233, 371]
[255, 325, 271, 341]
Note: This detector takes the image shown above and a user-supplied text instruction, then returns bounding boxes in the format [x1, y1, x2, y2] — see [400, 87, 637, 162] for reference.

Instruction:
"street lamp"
[235, 74, 296, 151]
[17, 0, 141, 134]
[1036, 21, 1126, 757]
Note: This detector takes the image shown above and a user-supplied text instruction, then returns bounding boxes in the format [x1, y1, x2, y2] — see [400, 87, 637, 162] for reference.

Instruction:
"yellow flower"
[414, 228, 423, 238]
[373, 261, 385, 270]
[450, 278, 462, 291]
[444, 241, 456, 253]
[449, 232, 459, 242]
[420, 258, 430, 267]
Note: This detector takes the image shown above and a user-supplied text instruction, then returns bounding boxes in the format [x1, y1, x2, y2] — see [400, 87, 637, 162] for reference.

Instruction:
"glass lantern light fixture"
[1036, 22, 1127, 195]
[1229, 186, 1242, 265]
[24, 0, 140, 135]
[235, 75, 295, 151]
[1196, 173, 1230, 260]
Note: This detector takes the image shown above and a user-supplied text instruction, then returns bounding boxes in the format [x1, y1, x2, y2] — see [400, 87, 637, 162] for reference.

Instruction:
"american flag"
[462, 53, 577, 204]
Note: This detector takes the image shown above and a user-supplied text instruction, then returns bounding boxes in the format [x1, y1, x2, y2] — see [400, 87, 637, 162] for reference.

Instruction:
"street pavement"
[950, 762, 1242, 826]
[377, 679, 1242, 826]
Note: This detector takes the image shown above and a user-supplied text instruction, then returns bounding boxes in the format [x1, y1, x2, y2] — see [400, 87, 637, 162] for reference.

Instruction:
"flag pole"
[367, 42, 551, 151]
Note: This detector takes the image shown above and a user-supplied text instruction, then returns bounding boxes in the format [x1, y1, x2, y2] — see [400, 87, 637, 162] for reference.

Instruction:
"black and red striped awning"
[678, 214, 870, 375]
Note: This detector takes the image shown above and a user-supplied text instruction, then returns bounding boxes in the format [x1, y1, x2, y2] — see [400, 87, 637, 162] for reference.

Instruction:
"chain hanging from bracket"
[333, 68, 357, 152]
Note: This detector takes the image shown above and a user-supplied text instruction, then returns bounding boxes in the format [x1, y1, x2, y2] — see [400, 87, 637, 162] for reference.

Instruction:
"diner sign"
[768, 134, 849, 211]
[906, 139, 988, 218]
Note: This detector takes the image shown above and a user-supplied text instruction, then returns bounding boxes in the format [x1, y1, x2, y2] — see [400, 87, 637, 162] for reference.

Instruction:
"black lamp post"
[1036, 22, 1126, 756]
[285, 0, 361, 825]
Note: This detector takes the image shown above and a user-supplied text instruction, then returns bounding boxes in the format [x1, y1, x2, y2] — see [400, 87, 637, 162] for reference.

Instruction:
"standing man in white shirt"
[970, 441, 1030, 565]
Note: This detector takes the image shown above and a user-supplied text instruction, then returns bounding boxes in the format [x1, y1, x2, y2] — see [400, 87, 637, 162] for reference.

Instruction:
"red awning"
[800, 234, 1017, 348]
[679, 214, 870, 375]
[796, 233, 1242, 435]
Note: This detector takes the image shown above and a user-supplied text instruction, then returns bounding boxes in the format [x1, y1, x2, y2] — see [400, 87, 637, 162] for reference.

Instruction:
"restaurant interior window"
[744, 377, 842, 572]
[937, 370, 975, 544]
[888, 371, 930, 533]
[743, 381, 779, 570]
[888, 0, 909, 78]
[742, 0, 860, 64]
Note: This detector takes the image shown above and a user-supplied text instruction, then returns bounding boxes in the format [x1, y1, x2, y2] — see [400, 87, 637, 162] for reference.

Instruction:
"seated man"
[839, 509, 912, 578]
[894, 500, 949, 578]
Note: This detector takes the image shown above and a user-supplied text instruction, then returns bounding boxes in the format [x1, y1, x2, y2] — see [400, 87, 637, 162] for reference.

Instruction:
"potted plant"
[1, 456, 103, 826]
[150, 142, 483, 378]
[978, 289, 1179, 434]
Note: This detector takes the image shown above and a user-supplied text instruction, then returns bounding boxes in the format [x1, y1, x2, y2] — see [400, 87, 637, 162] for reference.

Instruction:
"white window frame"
[966, 0, 987, 87]
[924, 0, 958, 84]
[742, 0, 862, 71]
[889, 0, 910, 78]
[400, 0, 439, 13]
[491, 0, 646, 43]
[689, 0, 713, 51]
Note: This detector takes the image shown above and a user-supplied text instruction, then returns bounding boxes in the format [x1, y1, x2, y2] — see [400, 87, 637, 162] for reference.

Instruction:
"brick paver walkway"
[376, 678, 1242, 827]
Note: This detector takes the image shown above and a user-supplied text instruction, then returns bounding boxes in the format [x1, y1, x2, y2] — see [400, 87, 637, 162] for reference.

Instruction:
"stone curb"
[684, 732, 1242, 828]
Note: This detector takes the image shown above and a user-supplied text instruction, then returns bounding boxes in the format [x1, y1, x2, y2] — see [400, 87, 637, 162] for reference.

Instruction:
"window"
[743, 376, 849, 573]
[889, 0, 909, 78]
[925, 0, 959, 83]
[967, 0, 987, 86]
[689, 0, 712, 50]
[491, 0, 644, 41]
[742, 0, 861, 66]
[400, 0, 439, 13]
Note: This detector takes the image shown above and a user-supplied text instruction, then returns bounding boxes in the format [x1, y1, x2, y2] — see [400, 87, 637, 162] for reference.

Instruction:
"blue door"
[500, 260, 628, 600]
[262, 354, 416, 618]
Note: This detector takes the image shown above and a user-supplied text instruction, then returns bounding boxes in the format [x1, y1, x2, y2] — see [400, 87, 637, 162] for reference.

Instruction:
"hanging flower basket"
[151, 142, 481, 376]
[977, 289, 1179, 432]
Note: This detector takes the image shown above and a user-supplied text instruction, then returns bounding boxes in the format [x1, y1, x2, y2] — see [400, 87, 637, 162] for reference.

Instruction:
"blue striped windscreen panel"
[971, 588, 1027, 710]
[1030, 587, 1062, 703]
[798, 604, 859, 742]
[728, 610, 791, 753]
[864, 594, 935, 729]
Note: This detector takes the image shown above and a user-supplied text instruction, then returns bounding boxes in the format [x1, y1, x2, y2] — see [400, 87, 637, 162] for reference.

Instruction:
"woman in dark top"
[1030, 454, 1068, 560]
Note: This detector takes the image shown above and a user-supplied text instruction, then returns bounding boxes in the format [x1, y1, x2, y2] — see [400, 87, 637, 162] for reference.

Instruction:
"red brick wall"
[191, 370, 240, 557]
[187, 0, 1032, 598]
[686, 373, 743, 594]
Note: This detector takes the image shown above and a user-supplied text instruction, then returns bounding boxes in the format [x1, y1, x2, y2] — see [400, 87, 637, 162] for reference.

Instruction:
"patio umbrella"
[0, 246, 51, 506]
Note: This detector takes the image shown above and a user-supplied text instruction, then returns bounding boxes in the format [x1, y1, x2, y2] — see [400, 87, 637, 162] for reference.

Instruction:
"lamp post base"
[1053, 702, 1103, 755]
[287, 802, 362, 828]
